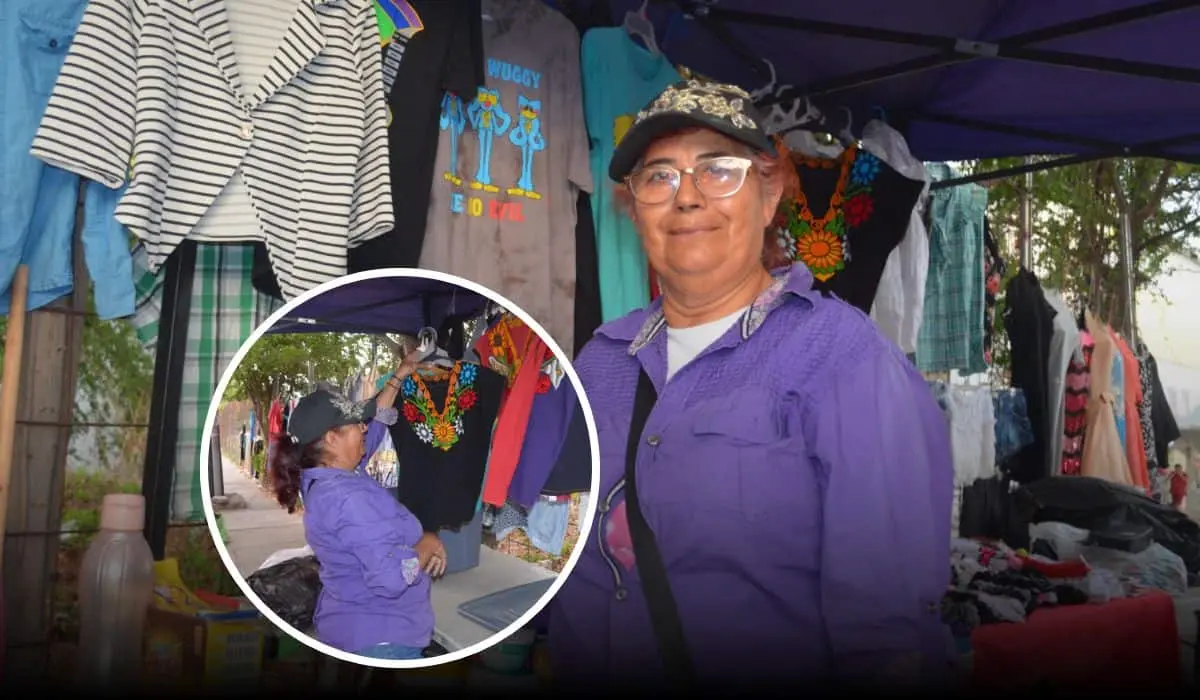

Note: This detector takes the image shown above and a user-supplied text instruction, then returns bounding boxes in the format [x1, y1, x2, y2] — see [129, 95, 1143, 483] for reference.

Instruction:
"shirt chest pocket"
[670, 391, 812, 524]
[18, 11, 76, 98]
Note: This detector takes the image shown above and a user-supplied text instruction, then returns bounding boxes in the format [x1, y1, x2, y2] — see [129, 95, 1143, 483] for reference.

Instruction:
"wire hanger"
[622, 1, 659, 55]
[752, 58, 823, 137]
[414, 326, 455, 368]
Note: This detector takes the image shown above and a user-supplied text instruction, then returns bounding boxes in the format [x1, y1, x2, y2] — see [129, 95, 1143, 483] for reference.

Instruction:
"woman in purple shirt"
[548, 80, 955, 687]
[270, 354, 447, 660]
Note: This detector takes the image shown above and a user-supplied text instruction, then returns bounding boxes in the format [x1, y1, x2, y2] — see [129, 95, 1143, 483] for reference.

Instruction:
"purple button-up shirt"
[301, 418, 433, 653]
[548, 264, 954, 685]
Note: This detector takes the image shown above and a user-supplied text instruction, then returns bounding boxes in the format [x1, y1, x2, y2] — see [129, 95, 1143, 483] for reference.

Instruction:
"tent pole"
[1119, 208, 1139, 346]
[1020, 158, 1034, 269]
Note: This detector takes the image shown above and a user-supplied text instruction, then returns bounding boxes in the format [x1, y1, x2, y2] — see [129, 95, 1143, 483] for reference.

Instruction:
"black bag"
[624, 368, 695, 685]
[246, 555, 323, 630]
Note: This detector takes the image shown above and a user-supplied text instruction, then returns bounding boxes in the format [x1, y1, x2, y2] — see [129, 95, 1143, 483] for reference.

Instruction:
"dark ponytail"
[269, 434, 324, 514]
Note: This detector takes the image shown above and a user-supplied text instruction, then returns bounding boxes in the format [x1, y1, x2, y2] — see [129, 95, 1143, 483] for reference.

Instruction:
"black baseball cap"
[287, 389, 377, 446]
[608, 79, 776, 183]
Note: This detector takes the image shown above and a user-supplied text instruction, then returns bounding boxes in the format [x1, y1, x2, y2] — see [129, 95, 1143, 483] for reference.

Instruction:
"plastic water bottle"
[75, 494, 156, 686]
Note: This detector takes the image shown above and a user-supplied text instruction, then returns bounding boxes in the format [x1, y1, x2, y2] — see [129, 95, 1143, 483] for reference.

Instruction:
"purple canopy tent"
[586, 0, 1200, 186]
[266, 276, 489, 335]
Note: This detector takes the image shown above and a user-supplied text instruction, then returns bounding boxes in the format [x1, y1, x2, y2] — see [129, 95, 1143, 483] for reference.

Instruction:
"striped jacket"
[30, 0, 393, 300]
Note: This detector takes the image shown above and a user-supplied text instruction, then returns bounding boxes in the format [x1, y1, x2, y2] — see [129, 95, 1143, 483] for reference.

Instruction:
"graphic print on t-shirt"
[440, 57, 547, 224]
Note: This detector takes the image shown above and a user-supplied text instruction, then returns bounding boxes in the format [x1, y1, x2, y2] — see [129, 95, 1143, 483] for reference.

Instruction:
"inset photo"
[199, 270, 598, 670]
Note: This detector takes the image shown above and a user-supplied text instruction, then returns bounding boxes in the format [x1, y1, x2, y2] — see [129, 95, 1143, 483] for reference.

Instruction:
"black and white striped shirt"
[30, 0, 393, 300]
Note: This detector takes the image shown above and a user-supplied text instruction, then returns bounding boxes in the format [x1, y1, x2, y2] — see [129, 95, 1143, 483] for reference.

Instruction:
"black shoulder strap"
[623, 367, 695, 685]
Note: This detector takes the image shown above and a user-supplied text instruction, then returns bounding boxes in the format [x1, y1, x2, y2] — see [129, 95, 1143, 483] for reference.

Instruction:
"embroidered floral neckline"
[776, 145, 882, 282]
[400, 362, 480, 451]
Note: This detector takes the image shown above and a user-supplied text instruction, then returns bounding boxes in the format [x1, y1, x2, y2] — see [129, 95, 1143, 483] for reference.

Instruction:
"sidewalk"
[217, 456, 306, 577]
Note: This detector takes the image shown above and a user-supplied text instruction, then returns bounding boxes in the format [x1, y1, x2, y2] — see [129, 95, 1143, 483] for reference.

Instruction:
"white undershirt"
[190, 0, 294, 245]
[665, 306, 748, 381]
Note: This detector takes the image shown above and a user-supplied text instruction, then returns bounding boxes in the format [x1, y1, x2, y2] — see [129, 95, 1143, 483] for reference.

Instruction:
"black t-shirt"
[779, 145, 923, 312]
[349, 0, 486, 272]
[391, 361, 504, 532]
[1002, 269, 1057, 484]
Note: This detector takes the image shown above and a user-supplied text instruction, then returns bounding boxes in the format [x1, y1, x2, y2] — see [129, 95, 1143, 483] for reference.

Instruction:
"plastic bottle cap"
[99, 494, 146, 532]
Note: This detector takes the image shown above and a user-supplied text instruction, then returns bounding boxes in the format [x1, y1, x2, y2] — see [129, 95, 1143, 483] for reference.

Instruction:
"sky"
[1137, 252, 1200, 430]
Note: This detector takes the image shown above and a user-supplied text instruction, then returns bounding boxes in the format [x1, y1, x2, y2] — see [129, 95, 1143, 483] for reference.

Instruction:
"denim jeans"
[993, 389, 1034, 464]
[356, 643, 425, 660]
[2, 0, 134, 319]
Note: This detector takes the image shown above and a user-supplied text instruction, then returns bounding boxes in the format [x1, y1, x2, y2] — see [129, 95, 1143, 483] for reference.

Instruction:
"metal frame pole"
[1119, 207, 1139, 346]
[1020, 157, 1034, 269]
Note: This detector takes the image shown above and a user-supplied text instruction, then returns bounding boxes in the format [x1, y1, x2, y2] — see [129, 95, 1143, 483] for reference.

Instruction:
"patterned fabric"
[916, 164, 988, 374]
[1061, 331, 1094, 476]
[981, 220, 1006, 366]
[1136, 342, 1158, 470]
[131, 243, 281, 521]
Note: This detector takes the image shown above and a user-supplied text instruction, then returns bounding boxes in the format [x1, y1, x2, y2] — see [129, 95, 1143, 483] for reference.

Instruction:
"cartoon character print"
[506, 95, 545, 200]
[439, 93, 467, 186]
[467, 87, 511, 193]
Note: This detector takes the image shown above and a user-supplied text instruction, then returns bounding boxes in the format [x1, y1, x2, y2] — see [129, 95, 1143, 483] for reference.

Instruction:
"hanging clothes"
[2, 0, 136, 320]
[581, 26, 681, 322]
[981, 220, 1006, 366]
[1108, 330, 1128, 452]
[861, 119, 931, 356]
[1061, 330, 1094, 476]
[1000, 269, 1056, 483]
[539, 400, 591, 496]
[776, 143, 924, 313]
[392, 362, 505, 532]
[1081, 313, 1132, 486]
[1143, 349, 1181, 470]
[929, 384, 997, 487]
[916, 164, 988, 375]
[573, 190, 603, 357]
[1112, 332, 1150, 490]
[31, 0, 395, 301]
[348, 0, 486, 273]
[1136, 342, 1160, 470]
[419, 0, 592, 356]
[506, 373, 578, 508]
[1043, 289, 1082, 477]
[130, 242, 281, 519]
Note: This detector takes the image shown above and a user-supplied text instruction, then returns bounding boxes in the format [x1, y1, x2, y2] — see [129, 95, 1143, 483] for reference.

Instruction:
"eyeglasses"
[626, 156, 754, 205]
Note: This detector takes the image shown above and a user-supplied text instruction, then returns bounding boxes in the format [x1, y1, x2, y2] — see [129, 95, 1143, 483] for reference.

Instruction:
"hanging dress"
[1080, 313, 1131, 485]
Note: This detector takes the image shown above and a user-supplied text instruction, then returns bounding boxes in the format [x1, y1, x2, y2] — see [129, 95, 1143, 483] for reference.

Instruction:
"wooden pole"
[0, 264, 31, 568]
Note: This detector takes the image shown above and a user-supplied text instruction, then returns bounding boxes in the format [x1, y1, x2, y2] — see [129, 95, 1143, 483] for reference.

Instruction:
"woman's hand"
[414, 532, 447, 579]
[377, 347, 428, 409]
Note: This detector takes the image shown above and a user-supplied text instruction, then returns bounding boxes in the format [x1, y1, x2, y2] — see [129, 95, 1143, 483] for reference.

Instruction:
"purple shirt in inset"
[548, 263, 954, 685]
[301, 418, 433, 653]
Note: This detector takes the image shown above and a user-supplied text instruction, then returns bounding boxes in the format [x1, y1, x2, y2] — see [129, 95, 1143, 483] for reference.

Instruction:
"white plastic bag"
[258, 544, 314, 572]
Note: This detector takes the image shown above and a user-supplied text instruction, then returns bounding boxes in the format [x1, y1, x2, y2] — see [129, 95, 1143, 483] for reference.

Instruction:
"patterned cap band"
[609, 79, 775, 182]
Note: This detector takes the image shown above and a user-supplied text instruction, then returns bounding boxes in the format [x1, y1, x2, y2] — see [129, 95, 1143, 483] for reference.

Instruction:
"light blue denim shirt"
[1, 0, 135, 319]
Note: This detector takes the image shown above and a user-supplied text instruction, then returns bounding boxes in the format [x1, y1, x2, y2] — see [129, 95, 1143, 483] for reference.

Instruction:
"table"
[431, 548, 556, 652]
[971, 592, 1182, 689]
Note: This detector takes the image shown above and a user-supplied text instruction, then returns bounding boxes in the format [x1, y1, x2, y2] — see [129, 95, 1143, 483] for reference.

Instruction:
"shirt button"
[646, 434, 661, 447]
[614, 587, 628, 602]
[240, 123, 253, 139]
[598, 502, 610, 514]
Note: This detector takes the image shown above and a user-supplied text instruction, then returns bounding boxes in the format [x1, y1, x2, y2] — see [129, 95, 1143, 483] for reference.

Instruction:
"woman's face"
[325, 423, 367, 468]
[632, 129, 780, 287]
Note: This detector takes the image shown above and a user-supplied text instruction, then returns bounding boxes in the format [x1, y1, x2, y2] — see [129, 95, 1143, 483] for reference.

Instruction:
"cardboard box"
[143, 607, 264, 686]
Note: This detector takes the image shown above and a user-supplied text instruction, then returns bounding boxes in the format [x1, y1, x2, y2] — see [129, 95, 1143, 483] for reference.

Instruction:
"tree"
[969, 157, 1200, 377]
[223, 333, 383, 447]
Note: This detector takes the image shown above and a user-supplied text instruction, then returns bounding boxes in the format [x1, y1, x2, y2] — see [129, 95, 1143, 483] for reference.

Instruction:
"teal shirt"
[581, 28, 681, 322]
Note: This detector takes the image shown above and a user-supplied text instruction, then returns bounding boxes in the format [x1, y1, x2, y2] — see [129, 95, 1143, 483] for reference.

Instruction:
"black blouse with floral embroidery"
[775, 146, 924, 313]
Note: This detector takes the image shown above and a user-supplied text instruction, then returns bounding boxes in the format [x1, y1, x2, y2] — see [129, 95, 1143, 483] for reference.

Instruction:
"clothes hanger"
[622, 1, 659, 55]
[414, 327, 455, 368]
[752, 59, 824, 137]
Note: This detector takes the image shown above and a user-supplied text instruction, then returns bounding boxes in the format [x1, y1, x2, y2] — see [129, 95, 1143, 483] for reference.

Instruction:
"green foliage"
[224, 333, 382, 442]
[0, 291, 154, 476]
[968, 157, 1200, 378]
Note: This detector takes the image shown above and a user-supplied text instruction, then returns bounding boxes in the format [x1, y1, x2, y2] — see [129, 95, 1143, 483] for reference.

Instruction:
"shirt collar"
[593, 263, 820, 355]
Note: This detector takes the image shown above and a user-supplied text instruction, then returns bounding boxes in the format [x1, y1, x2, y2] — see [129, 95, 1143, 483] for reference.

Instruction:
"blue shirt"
[2, 0, 135, 319]
[581, 28, 680, 322]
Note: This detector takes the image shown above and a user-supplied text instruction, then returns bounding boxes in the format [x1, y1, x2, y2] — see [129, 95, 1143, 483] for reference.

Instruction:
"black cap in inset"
[286, 389, 376, 446]
[608, 79, 776, 183]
